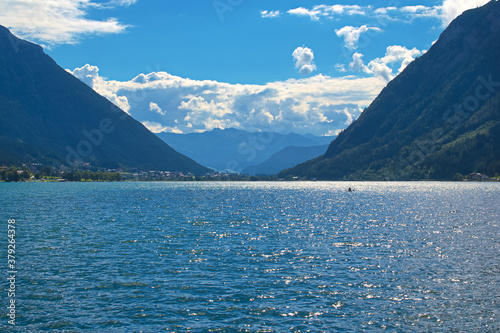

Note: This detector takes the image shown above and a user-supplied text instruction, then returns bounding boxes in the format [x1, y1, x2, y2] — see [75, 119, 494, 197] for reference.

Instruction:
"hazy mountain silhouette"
[243, 145, 329, 176]
[157, 128, 334, 172]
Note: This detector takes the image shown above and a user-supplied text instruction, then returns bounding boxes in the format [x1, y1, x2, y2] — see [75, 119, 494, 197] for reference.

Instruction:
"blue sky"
[0, 0, 491, 136]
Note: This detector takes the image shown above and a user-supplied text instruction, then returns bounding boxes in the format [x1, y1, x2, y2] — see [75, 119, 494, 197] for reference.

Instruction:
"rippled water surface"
[1, 181, 499, 332]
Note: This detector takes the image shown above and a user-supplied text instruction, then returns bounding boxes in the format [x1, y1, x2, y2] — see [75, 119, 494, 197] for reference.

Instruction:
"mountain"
[280, 1, 500, 180]
[243, 145, 329, 176]
[0, 26, 208, 174]
[157, 128, 334, 172]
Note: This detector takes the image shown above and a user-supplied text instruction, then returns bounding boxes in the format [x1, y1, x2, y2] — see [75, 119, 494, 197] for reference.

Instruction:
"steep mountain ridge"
[281, 1, 500, 180]
[0, 26, 208, 173]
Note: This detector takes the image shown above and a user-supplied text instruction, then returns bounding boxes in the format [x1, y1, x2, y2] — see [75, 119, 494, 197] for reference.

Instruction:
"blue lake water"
[0, 181, 499, 332]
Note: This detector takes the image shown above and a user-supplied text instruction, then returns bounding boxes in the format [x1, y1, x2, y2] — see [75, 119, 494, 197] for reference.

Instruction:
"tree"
[41, 166, 53, 178]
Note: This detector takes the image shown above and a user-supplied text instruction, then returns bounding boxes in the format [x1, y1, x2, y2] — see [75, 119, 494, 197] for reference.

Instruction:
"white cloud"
[288, 4, 368, 20]
[286, 2, 490, 27]
[0, 0, 132, 46]
[69, 63, 100, 87]
[111, 0, 138, 6]
[366, 61, 393, 82]
[399, 5, 441, 21]
[149, 102, 166, 116]
[333, 5, 366, 16]
[142, 121, 183, 134]
[440, 0, 490, 26]
[383, 1, 490, 26]
[69, 65, 387, 136]
[401, 5, 432, 14]
[179, 96, 236, 131]
[287, 7, 323, 21]
[68, 64, 131, 113]
[378, 45, 422, 72]
[260, 10, 281, 18]
[142, 121, 168, 133]
[373, 7, 397, 15]
[349, 46, 422, 82]
[335, 25, 382, 50]
[292, 46, 317, 75]
[349, 52, 366, 72]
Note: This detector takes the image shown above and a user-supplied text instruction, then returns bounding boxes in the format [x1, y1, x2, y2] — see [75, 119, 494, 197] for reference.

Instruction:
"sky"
[0, 0, 492, 136]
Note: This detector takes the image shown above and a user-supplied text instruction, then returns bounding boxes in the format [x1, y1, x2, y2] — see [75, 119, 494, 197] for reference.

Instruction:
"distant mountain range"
[157, 128, 334, 172]
[281, 1, 500, 180]
[0, 25, 208, 174]
[243, 145, 329, 175]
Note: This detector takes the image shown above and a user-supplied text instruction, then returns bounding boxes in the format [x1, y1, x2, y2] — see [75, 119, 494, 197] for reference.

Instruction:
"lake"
[1, 181, 499, 332]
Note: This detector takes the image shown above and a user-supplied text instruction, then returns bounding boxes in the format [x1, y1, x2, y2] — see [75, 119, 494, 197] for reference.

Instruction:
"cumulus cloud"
[69, 65, 387, 136]
[69, 63, 100, 87]
[142, 121, 182, 134]
[292, 46, 317, 75]
[349, 52, 366, 72]
[335, 25, 382, 50]
[440, 0, 490, 26]
[377, 45, 422, 73]
[68, 64, 131, 113]
[0, 0, 132, 46]
[260, 10, 281, 18]
[149, 102, 166, 116]
[348, 46, 422, 82]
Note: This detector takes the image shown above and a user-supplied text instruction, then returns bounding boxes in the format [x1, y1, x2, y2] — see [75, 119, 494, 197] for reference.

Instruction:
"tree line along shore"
[1, 165, 499, 183]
